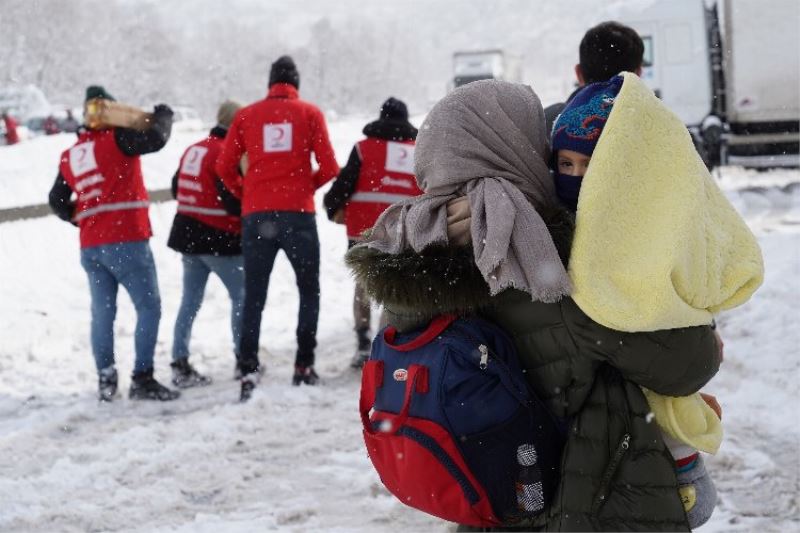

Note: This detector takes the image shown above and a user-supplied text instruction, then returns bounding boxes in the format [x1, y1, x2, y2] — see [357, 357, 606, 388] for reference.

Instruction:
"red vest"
[345, 138, 422, 239]
[3, 115, 19, 144]
[59, 129, 151, 248]
[176, 135, 241, 233]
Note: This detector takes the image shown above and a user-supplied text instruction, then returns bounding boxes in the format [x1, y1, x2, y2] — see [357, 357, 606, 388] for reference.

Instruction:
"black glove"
[153, 104, 174, 117]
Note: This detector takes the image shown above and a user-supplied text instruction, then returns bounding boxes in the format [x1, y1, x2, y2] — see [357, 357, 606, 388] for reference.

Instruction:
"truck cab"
[622, 0, 714, 129]
[452, 50, 521, 89]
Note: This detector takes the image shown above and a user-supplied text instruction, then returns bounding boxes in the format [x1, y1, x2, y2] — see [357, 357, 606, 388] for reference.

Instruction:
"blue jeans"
[80, 240, 161, 374]
[239, 211, 320, 373]
[172, 254, 244, 360]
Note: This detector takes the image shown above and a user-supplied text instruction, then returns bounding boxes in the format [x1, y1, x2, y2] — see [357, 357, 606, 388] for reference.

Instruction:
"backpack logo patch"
[393, 368, 408, 382]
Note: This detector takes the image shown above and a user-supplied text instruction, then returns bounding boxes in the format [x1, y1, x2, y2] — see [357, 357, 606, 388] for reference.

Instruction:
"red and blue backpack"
[359, 314, 565, 527]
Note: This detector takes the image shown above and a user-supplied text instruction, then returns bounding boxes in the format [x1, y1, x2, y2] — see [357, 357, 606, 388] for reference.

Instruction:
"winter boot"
[234, 362, 264, 381]
[170, 358, 212, 388]
[292, 365, 320, 386]
[350, 329, 372, 369]
[98, 366, 118, 402]
[129, 369, 181, 401]
[240, 370, 261, 402]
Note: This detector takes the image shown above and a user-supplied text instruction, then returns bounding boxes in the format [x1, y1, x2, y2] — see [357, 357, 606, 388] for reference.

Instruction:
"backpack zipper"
[448, 323, 492, 371]
[449, 323, 530, 405]
[478, 344, 489, 369]
[393, 424, 481, 505]
[591, 433, 631, 516]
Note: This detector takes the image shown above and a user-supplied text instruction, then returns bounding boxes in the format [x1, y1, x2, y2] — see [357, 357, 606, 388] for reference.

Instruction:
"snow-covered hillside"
[0, 131, 798, 531]
[1, 0, 605, 120]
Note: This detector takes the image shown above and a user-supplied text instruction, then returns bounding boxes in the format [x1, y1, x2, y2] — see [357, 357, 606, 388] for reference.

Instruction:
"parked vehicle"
[0, 85, 51, 124]
[24, 109, 76, 136]
[452, 50, 522, 89]
[619, 0, 800, 168]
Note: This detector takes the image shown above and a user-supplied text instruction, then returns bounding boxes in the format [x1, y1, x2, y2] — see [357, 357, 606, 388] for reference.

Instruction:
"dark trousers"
[348, 239, 387, 339]
[348, 240, 371, 334]
[239, 212, 320, 373]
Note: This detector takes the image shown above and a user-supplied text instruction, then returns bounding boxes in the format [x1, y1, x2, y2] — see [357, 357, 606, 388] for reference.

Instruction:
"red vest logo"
[385, 141, 415, 174]
[393, 368, 408, 382]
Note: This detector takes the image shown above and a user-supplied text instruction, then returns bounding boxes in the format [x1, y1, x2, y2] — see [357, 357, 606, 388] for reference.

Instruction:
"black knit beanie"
[269, 56, 300, 89]
[85, 85, 115, 102]
[380, 97, 409, 121]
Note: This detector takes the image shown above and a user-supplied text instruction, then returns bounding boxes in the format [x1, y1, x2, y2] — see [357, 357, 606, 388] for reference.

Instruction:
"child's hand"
[700, 393, 722, 420]
[713, 330, 725, 363]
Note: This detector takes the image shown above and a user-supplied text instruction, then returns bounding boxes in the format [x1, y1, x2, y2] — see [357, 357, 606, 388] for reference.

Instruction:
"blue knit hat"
[551, 75, 623, 156]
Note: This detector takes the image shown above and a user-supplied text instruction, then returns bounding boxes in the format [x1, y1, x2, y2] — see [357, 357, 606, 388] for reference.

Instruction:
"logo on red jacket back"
[264, 123, 293, 152]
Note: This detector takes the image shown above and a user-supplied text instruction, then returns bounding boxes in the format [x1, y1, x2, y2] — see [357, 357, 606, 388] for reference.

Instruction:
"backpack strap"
[360, 360, 384, 431]
[391, 365, 429, 431]
[383, 314, 457, 352]
[360, 362, 429, 435]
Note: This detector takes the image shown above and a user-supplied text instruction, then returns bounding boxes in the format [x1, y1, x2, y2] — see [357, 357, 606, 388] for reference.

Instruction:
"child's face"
[556, 149, 591, 177]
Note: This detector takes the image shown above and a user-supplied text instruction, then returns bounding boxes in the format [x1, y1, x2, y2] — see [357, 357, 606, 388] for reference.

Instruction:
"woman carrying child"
[347, 77, 763, 530]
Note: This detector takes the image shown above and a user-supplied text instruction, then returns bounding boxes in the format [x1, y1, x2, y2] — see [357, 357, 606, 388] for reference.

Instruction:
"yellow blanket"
[568, 73, 764, 453]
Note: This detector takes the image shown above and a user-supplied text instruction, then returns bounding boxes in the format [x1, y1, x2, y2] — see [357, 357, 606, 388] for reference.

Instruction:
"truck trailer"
[619, 0, 800, 168]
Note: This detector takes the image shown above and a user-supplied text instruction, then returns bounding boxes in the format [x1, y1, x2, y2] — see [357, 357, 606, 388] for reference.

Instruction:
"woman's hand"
[446, 196, 471, 245]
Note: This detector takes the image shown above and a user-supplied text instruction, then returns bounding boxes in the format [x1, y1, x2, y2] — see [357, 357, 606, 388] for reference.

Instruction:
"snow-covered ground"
[0, 131, 798, 532]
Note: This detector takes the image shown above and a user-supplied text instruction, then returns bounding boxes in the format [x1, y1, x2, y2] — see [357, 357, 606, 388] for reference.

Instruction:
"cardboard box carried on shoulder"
[84, 98, 153, 131]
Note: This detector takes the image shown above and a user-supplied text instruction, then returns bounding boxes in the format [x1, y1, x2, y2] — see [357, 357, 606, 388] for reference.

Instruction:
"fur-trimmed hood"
[347, 244, 492, 327]
[346, 205, 574, 329]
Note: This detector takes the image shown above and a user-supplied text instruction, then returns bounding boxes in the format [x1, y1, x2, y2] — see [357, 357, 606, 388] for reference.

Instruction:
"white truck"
[452, 50, 522, 89]
[619, 0, 800, 168]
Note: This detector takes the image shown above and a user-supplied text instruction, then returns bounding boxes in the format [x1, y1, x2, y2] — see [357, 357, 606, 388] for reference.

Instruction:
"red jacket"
[215, 83, 339, 215]
[345, 138, 422, 239]
[3, 115, 19, 145]
[59, 129, 151, 248]
[175, 134, 240, 233]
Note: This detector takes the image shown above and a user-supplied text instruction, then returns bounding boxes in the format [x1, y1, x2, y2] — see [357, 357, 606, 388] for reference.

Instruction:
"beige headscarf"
[357, 80, 571, 302]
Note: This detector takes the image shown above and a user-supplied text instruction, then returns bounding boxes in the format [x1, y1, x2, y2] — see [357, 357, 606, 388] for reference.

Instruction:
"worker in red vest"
[2, 111, 20, 145]
[48, 85, 179, 402]
[167, 100, 244, 388]
[216, 56, 340, 400]
[44, 115, 61, 135]
[323, 97, 421, 367]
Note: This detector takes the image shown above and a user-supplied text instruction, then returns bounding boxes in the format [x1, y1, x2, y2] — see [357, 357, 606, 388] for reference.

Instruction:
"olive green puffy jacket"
[347, 236, 719, 531]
